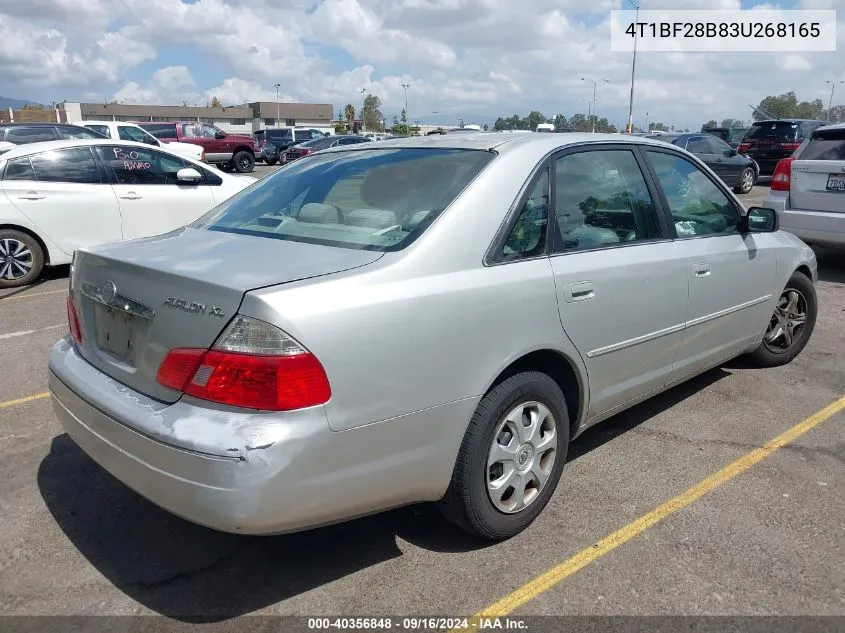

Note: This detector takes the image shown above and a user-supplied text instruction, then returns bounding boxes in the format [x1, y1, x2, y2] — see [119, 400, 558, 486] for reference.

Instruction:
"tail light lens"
[737, 142, 750, 152]
[771, 157, 794, 192]
[301, 148, 312, 156]
[780, 142, 801, 152]
[156, 315, 331, 411]
[66, 295, 82, 344]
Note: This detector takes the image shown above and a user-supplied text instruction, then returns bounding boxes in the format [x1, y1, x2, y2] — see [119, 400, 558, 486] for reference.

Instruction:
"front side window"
[181, 123, 220, 139]
[192, 148, 495, 251]
[500, 168, 549, 259]
[706, 135, 732, 155]
[118, 125, 158, 145]
[85, 125, 112, 138]
[646, 150, 741, 237]
[96, 146, 187, 185]
[553, 149, 660, 252]
[3, 157, 36, 181]
[29, 147, 102, 183]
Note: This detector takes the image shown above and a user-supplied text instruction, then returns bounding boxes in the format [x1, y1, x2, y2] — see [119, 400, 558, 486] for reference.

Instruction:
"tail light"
[66, 295, 82, 344]
[737, 142, 750, 153]
[301, 148, 312, 156]
[780, 142, 801, 152]
[156, 315, 331, 411]
[200, 150, 207, 162]
[771, 157, 794, 192]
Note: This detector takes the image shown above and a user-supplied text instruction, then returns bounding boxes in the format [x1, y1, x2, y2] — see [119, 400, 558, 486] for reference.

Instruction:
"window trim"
[2, 156, 36, 182]
[638, 144, 745, 241]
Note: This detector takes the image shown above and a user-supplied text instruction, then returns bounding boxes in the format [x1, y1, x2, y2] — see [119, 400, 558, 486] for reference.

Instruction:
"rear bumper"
[48, 337, 473, 535]
[764, 195, 845, 247]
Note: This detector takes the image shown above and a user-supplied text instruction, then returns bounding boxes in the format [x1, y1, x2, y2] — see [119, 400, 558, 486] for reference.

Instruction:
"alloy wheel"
[763, 289, 807, 352]
[0, 238, 33, 281]
[486, 401, 557, 514]
[741, 168, 754, 192]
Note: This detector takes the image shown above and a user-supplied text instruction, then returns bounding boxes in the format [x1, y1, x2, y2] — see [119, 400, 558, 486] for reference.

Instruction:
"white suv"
[763, 123, 845, 248]
[74, 121, 205, 163]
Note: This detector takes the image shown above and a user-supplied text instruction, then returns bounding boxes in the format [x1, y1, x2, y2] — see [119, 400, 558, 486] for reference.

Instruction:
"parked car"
[282, 135, 371, 163]
[0, 123, 106, 149]
[763, 122, 845, 248]
[656, 133, 759, 194]
[701, 126, 749, 149]
[738, 119, 828, 176]
[0, 139, 254, 287]
[74, 121, 205, 162]
[259, 128, 325, 165]
[49, 133, 817, 540]
[138, 121, 259, 173]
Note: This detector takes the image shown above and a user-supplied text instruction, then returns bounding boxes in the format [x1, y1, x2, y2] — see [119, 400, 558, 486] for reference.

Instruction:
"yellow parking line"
[0, 289, 66, 302]
[458, 395, 845, 625]
[0, 392, 50, 409]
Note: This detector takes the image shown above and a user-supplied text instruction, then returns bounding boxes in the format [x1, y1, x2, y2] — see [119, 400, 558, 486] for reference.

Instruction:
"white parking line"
[0, 324, 64, 341]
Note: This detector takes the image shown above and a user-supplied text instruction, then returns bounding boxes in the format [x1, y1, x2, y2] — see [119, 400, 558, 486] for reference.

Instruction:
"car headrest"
[345, 208, 398, 229]
[298, 203, 341, 224]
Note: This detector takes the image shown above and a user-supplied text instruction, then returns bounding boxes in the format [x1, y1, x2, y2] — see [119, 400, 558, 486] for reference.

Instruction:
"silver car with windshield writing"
[49, 133, 817, 540]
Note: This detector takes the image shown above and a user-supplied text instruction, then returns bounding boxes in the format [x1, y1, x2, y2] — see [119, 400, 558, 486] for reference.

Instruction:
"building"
[57, 100, 333, 134]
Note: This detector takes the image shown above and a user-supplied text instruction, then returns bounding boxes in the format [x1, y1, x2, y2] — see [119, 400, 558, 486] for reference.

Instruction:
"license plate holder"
[826, 174, 845, 191]
[94, 304, 138, 365]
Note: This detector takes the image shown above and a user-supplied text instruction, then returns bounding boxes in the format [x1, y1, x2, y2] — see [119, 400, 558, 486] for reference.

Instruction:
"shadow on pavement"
[38, 367, 730, 621]
[0, 265, 70, 301]
[815, 246, 845, 285]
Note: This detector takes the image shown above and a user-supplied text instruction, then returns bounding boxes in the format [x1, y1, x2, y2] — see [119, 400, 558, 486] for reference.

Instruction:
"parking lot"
[0, 168, 842, 625]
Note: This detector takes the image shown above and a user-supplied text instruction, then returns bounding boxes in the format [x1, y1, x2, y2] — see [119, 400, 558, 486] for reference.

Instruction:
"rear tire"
[746, 271, 817, 368]
[264, 157, 278, 166]
[218, 161, 235, 173]
[233, 151, 255, 173]
[733, 167, 755, 194]
[0, 229, 44, 288]
[438, 371, 569, 541]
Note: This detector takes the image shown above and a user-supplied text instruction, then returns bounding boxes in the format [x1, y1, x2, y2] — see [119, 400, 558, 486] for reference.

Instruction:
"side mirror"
[176, 167, 203, 183]
[742, 207, 778, 233]
[214, 131, 227, 139]
[726, 148, 738, 157]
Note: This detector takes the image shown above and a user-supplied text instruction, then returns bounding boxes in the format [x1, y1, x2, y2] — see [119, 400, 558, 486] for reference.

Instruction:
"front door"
[547, 146, 687, 419]
[642, 148, 776, 382]
[96, 146, 216, 240]
[0, 146, 122, 255]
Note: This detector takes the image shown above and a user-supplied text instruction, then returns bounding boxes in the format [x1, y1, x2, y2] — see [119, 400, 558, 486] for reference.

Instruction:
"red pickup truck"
[138, 121, 259, 173]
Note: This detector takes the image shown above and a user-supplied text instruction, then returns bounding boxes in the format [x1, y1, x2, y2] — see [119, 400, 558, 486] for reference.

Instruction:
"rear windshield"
[799, 128, 845, 161]
[744, 122, 798, 141]
[267, 129, 292, 138]
[192, 148, 495, 251]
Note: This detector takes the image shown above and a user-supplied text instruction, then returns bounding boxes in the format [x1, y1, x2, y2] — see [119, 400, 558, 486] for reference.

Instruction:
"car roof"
[814, 122, 845, 131]
[0, 138, 192, 161]
[0, 122, 88, 128]
[752, 119, 826, 124]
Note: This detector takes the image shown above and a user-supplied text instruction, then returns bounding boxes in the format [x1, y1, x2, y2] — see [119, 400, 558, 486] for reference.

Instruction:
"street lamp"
[581, 77, 610, 133]
[626, 0, 641, 134]
[401, 83, 410, 130]
[826, 80, 844, 121]
[274, 83, 281, 126]
[360, 88, 367, 132]
[645, 111, 649, 132]
[581, 97, 592, 120]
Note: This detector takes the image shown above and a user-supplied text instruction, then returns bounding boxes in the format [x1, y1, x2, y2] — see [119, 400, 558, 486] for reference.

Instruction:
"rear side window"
[799, 129, 845, 161]
[686, 137, 710, 154]
[56, 126, 105, 140]
[85, 125, 112, 138]
[3, 157, 36, 181]
[193, 148, 495, 251]
[142, 124, 177, 139]
[5, 127, 57, 144]
[744, 122, 798, 141]
[29, 147, 102, 183]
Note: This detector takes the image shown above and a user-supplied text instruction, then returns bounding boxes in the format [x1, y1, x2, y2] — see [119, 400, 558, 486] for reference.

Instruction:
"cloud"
[1, 0, 843, 129]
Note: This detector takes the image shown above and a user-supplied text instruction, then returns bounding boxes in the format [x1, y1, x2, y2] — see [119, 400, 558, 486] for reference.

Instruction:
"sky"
[0, 0, 842, 129]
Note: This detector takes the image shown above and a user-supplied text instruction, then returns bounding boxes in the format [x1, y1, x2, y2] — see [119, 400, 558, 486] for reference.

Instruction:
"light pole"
[360, 88, 367, 132]
[826, 80, 844, 121]
[274, 83, 281, 126]
[626, 0, 641, 134]
[645, 111, 649, 132]
[401, 83, 410, 131]
[582, 97, 592, 120]
[581, 77, 610, 132]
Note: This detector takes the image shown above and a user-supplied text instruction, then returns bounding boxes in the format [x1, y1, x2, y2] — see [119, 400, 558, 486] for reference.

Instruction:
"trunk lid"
[70, 227, 383, 403]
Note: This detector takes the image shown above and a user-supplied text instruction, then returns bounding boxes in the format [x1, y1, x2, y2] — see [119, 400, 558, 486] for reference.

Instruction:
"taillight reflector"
[66, 295, 82, 344]
[737, 143, 750, 152]
[780, 142, 801, 152]
[771, 157, 794, 192]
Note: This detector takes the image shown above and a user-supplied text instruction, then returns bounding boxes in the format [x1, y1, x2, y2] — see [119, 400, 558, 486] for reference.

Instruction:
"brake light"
[66, 295, 82, 344]
[737, 142, 750, 152]
[156, 316, 331, 411]
[771, 157, 794, 192]
[780, 142, 801, 152]
[301, 148, 312, 156]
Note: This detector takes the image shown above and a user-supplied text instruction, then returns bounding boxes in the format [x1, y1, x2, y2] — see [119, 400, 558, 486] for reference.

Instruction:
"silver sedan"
[49, 132, 818, 540]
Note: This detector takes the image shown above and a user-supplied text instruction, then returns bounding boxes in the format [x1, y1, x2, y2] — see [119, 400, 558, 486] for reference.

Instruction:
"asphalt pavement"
[0, 170, 842, 627]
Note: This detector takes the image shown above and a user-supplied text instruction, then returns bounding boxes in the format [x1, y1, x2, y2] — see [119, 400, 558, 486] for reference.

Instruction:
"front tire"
[438, 371, 569, 541]
[233, 151, 255, 173]
[218, 161, 235, 173]
[0, 229, 44, 288]
[746, 271, 817, 368]
[733, 167, 755, 194]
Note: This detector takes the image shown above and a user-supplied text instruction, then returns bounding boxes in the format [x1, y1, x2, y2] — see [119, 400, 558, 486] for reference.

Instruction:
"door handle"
[119, 192, 143, 200]
[564, 281, 595, 303]
[18, 192, 45, 200]
[693, 262, 711, 277]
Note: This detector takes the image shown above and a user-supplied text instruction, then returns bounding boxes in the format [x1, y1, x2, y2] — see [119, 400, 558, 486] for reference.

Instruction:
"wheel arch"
[0, 223, 52, 265]
[232, 145, 255, 156]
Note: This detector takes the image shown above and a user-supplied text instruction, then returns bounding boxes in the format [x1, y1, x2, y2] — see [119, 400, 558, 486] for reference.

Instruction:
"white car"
[0, 139, 255, 287]
[763, 122, 845, 248]
[73, 121, 206, 163]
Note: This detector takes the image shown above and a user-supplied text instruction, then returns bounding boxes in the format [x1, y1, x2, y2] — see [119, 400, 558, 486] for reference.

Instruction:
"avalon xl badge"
[163, 297, 226, 318]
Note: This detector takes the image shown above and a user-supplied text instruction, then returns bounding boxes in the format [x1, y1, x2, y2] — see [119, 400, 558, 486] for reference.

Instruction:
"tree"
[334, 122, 348, 134]
[650, 121, 669, 132]
[553, 114, 569, 131]
[829, 105, 845, 123]
[482, 123, 488, 131]
[720, 118, 743, 128]
[458, 118, 465, 128]
[337, 109, 344, 121]
[703, 119, 718, 129]
[400, 108, 407, 124]
[210, 96, 223, 108]
[21, 103, 46, 111]
[753, 91, 825, 121]
[568, 113, 588, 131]
[344, 104, 356, 126]
[362, 93, 383, 132]
[526, 111, 546, 131]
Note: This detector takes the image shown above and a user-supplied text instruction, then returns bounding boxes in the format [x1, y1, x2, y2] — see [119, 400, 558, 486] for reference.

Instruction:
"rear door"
[706, 135, 744, 186]
[96, 145, 216, 239]
[789, 126, 845, 213]
[685, 135, 722, 177]
[0, 146, 122, 254]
